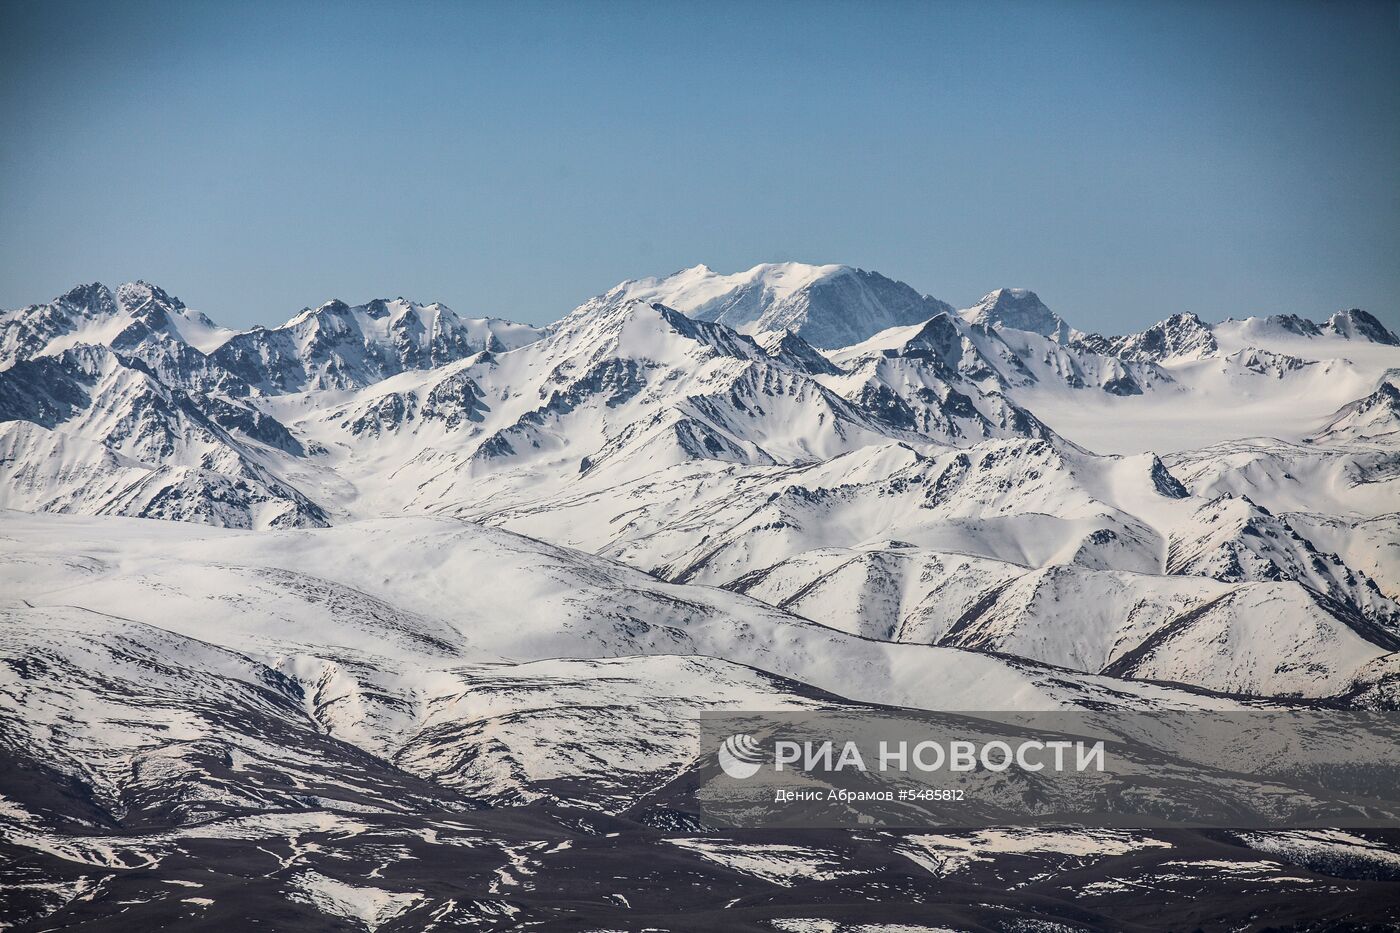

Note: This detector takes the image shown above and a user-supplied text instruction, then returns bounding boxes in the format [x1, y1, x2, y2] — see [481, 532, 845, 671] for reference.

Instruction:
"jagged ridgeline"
[2, 264, 1400, 927]
[1, 264, 1397, 698]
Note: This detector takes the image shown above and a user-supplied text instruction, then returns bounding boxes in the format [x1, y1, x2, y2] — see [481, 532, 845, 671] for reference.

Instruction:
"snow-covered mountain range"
[3, 262, 1399, 929]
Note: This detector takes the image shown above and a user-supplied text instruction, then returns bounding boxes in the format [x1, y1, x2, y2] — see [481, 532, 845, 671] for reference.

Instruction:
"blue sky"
[2, 0, 1397, 332]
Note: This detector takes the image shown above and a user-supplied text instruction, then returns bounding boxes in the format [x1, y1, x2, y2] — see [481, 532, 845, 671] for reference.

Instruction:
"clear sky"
[2, 0, 1398, 333]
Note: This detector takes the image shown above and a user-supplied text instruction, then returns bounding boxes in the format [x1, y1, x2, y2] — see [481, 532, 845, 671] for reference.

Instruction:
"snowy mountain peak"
[109, 281, 234, 354]
[754, 329, 844, 376]
[214, 295, 543, 393]
[1262, 313, 1321, 337]
[1098, 312, 1220, 363]
[1, 280, 236, 372]
[283, 298, 358, 329]
[553, 297, 773, 370]
[316, 297, 352, 314]
[362, 297, 399, 319]
[57, 281, 118, 315]
[1309, 380, 1400, 445]
[1323, 308, 1400, 345]
[589, 262, 953, 349]
[116, 279, 182, 311]
[960, 288, 1071, 343]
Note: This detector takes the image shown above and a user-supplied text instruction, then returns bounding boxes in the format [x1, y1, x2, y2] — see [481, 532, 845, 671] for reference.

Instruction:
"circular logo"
[717, 733, 763, 779]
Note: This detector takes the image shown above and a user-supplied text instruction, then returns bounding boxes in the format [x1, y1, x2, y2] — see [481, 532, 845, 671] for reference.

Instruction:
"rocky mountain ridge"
[4, 265, 1400, 929]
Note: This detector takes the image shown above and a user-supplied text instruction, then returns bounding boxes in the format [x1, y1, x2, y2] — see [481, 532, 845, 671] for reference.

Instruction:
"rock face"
[211, 297, 543, 393]
[1323, 308, 1400, 345]
[2, 272, 1400, 929]
[0, 345, 327, 528]
[1084, 311, 1221, 362]
[0, 281, 240, 392]
[0, 283, 542, 393]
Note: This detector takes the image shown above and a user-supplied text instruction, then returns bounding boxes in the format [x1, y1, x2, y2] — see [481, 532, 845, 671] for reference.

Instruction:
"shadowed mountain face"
[960, 287, 1072, 343]
[2, 266, 1399, 929]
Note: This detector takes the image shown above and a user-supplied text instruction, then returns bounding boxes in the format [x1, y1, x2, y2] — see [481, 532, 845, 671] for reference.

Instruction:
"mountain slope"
[1309, 380, 1400, 445]
[4, 272, 1400, 931]
[0, 346, 326, 527]
[1321, 308, 1400, 345]
[1082, 312, 1221, 363]
[1100, 583, 1399, 697]
[1167, 493, 1397, 623]
[0, 282, 241, 393]
[0, 282, 232, 365]
[0, 512, 1240, 787]
[2, 275, 1396, 703]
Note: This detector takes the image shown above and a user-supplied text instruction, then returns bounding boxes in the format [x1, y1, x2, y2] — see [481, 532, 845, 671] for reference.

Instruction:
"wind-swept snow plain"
[2, 264, 1399, 929]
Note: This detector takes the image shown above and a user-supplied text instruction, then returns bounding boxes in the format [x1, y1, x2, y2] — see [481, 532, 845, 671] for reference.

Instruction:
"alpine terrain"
[3, 263, 1399, 930]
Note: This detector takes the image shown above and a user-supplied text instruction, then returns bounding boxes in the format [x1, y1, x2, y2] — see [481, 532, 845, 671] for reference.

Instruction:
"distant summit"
[1323, 308, 1399, 346]
[1100, 312, 1220, 363]
[213, 296, 543, 393]
[959, 289, 1072, 343]
[591, 262, 953, 349]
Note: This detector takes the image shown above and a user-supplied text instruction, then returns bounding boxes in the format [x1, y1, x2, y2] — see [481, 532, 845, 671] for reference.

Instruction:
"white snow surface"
[895, 829, 1171, 877]
[1, 270, 1398, 809]
[288, 871, 424, 930]
[590, 262, 954, 348]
